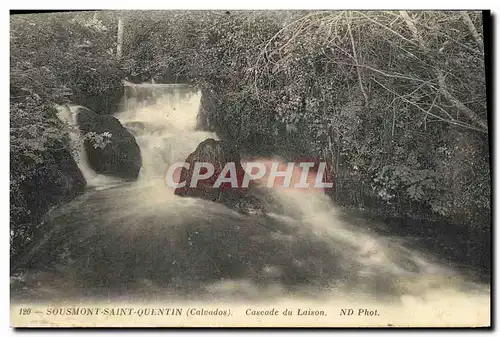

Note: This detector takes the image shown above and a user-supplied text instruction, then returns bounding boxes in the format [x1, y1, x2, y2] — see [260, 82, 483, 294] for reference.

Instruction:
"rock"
[174, 138, 266, 215]
[76, 106, 142, 180]
[21, 148, 86, 222]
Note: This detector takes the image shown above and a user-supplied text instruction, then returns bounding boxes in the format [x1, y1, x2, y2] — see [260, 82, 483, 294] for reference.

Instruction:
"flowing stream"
[12, 84, 490, 320]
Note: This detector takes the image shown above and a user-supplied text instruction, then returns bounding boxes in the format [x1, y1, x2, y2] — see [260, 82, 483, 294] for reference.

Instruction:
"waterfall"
[116, 82, 217, 182]
[56, 83, 215, 189]
[19, 83, 487, 309]
[55, 104, 123, 190]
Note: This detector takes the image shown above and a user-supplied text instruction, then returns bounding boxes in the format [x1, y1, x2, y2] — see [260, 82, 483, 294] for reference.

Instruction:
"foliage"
[10, 12, 124, 260]
[10, 10, 490, 262]
[119, 10, 489, 224]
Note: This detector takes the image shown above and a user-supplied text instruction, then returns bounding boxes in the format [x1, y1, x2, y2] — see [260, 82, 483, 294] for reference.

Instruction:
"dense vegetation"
[10, 11, 490, 263]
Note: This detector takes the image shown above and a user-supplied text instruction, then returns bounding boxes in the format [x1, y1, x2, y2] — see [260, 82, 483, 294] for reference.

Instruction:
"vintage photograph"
[10, 10, 491, 327]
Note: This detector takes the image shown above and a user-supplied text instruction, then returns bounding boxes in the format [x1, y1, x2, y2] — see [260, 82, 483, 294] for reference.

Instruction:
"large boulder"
[13, 147, 86, 271]
[21, 148, 86, 224]
[174, 138, 265, 215]
[76, 107, 141, 180]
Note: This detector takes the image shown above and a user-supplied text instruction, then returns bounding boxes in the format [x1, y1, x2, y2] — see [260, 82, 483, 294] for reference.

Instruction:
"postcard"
[10, 9, 491, 327]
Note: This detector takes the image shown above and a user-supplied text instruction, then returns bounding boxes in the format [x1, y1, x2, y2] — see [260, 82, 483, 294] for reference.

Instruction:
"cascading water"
[117, 82, 217, 182]
[55, 104, 124, 189]
[17, 83, 489, 315]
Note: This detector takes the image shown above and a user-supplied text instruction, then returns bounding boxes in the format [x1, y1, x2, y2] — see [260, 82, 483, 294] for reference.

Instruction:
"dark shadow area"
[339, 210, 491, 285]
[11, 182, 472, 304]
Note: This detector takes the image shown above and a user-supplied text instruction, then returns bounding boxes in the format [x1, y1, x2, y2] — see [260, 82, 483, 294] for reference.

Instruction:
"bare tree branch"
[373, 78, 486, 133]
[398, 11, 487, 133]
[437, 72, 488, 131]
[355, 11, 420, 48]
[346, 12, 369, 107]
[460, 11, 484, 53]
[399, 11, 425, 48]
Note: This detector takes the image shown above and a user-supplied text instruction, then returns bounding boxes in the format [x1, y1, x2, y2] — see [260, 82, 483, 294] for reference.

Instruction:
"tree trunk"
[116, 18, 124, 60]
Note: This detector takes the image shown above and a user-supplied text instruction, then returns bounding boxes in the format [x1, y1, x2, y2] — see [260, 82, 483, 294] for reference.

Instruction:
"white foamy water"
[55, 104, 124, 189]
[116, 83, 217, 181]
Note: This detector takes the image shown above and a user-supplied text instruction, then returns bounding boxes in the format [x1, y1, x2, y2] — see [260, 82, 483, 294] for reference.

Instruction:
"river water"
[11, 84, 490, 326]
